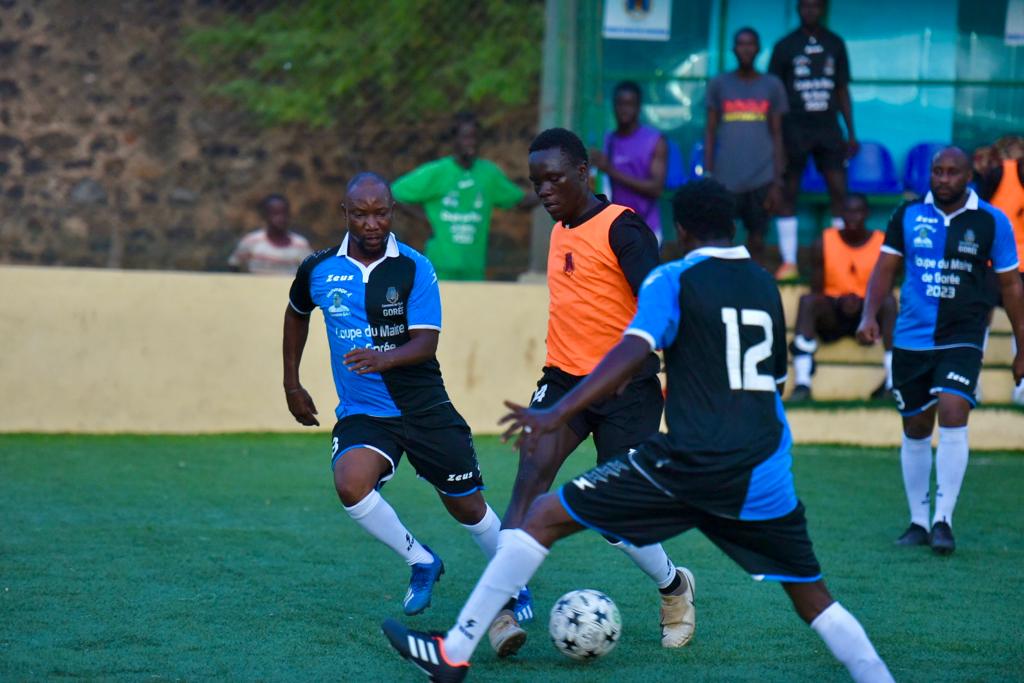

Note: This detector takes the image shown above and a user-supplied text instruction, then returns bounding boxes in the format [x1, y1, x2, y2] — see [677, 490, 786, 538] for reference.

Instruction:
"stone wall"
[0, 0, 537, 278]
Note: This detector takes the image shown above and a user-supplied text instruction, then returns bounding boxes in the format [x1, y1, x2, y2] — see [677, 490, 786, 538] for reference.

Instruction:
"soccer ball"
[548, 589, 622, 660]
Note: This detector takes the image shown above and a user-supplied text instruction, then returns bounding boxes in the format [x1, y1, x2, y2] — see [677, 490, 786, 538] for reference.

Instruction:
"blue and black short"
[331, 402, 484, 496]
[558, 446, 822, 583]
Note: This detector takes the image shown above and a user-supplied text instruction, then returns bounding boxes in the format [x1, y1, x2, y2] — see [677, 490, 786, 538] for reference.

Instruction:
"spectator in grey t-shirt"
[704, 26, 788, 266]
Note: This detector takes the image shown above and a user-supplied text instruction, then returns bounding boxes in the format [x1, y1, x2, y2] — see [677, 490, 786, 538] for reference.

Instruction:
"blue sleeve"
[624, 264, 681, 351]
[408, 256, 442, 330]
[991, 208, 1020, 272]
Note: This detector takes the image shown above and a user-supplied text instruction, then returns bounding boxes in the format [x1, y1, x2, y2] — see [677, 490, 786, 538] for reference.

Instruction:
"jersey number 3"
[721, 307, 775, 392]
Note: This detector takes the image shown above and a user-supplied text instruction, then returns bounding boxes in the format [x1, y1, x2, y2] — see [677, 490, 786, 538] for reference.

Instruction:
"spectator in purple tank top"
[590, 81, 668, 243]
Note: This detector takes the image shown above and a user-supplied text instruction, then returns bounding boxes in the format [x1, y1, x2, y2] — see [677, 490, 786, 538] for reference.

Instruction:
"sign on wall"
[603, 0, 672, 41]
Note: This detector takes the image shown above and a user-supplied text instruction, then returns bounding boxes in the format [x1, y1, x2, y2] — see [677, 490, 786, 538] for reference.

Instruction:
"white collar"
[338, 232, 400, 282]
[687, 245, 751, 260]
[923, 189, 979, 225]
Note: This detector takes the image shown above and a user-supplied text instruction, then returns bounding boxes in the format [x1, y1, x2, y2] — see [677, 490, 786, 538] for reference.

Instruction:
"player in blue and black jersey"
[282, 173, 503, 617]
[858, 147, 1024, 555]
[382, 178, 893, 683]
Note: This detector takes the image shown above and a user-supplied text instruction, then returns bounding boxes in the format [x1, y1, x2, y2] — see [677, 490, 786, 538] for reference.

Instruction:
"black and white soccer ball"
[548, 589, 622, 660]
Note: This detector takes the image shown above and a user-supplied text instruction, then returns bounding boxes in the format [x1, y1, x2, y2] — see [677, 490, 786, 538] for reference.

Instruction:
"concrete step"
[785, 364, 1020, 402]
[791, 334, 1016, 366]
[778, 284, 1013, 333]
[785, 404, 1024, 449]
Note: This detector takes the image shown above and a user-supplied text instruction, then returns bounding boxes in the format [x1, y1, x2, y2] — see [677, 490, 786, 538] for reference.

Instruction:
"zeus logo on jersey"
[325, 274, 355, 283]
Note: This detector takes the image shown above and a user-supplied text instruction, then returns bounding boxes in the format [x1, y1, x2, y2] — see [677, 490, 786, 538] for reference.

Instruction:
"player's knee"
[441, 490, 486, 524]
[937, 394, 970, 427]
[522, 494, 568, 548]
[333, 468, 378, 507]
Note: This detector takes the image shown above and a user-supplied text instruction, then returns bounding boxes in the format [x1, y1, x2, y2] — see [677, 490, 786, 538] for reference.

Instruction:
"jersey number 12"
[720, 307, 775, 392]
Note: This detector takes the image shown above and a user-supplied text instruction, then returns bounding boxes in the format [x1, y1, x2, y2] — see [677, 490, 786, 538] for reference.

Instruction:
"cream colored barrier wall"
[0, 266, 547, 434]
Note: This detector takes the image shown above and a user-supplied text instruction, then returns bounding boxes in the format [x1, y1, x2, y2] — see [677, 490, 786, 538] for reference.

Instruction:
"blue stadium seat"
[847, 141, 902, 194]
[689, 141, 705, 179]
[903, 142, 946, 197]
[801, 158, 827, 192]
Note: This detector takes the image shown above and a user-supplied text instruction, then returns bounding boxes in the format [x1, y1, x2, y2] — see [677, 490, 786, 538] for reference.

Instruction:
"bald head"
[930, 146, 971, 209]
[345, 172, 391, 203]
[931, 146, 970, 172]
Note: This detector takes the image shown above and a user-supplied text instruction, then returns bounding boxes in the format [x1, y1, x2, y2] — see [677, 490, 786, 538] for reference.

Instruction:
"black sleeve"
[835, 35, 851, 86]
[608, 211, 661, 296]
[288, 253, 318, 315]
[882, 202, 909, 256]
[768, 40, 785, 80]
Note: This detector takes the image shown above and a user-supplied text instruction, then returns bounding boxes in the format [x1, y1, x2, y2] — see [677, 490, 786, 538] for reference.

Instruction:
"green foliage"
[185, 0, 544, 128]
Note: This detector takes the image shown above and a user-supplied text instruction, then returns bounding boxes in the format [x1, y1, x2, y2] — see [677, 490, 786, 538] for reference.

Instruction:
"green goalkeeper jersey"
[392, 156, 524, 280]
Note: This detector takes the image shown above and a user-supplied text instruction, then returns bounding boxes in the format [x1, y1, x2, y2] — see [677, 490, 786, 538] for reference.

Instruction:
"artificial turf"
[1, 434, 1021, 682]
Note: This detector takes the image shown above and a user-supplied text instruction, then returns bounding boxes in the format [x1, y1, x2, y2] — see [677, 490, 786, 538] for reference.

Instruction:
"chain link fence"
[0, 0, 543, 277]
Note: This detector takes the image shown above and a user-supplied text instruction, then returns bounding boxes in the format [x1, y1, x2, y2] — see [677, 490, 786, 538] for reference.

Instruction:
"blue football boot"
[513, 586, 534, 623]
[403, 546, 445, 616]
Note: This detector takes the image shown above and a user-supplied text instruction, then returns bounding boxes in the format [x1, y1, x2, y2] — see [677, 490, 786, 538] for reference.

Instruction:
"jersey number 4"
[720, 307, 775, 392]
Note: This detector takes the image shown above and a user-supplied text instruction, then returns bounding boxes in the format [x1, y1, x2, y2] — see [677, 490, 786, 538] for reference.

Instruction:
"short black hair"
[845, 191, 869, 208]
[260, 193, 289, 213]
[528, 128, 588, 167]
[734, 26, 760, 43]
[346, 171, 391, 195]
[672, 178, 736, 242]
[451, 110, 479, 135]
[613, 80, 642, 103]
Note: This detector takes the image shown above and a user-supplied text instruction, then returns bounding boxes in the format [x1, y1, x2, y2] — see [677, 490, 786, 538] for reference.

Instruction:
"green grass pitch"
[2, 434, 1022, 681]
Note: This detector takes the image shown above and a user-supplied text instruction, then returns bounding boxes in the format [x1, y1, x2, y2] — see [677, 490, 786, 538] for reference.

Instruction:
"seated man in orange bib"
[789, 193, 897, 401]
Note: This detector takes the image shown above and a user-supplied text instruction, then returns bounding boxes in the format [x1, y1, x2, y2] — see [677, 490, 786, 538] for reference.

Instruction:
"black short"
[892, 347, 983, 416]
[783, 119, 847, 179]
[733, 184, 772, 237]
[330, 402, 484, 496]
[558, 450, 822, 582]
[530, 364, 663, 462]
[817, 296, 863, 343]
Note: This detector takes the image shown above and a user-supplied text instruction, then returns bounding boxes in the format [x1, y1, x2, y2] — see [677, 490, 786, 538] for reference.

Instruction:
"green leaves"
[184, 0, 543, 128]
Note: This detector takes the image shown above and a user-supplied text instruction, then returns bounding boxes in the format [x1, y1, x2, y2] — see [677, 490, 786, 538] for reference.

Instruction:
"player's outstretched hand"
[343, 347, 392, 375]
[285, 386, 320, 427]
[856, 317, 880, 345]
[499, 400, 561, 453]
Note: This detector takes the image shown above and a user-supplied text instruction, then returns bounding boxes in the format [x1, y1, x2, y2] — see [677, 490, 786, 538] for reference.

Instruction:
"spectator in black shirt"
[769, 0, 857, 281]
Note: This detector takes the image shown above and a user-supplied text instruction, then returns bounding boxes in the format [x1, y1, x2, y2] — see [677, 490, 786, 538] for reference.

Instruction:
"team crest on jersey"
[958, 228, 979, 256]
[913, 222, 936, 249]
[382, 286, 404, 317]
[327, 288, 352, 316]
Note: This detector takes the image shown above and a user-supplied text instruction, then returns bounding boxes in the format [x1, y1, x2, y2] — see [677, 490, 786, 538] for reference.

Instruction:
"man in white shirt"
[228, 194, 313, 275]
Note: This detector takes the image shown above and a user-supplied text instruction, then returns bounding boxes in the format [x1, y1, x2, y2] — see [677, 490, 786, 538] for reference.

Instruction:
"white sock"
[343, 490, 433, 566]
[810, 602, 894, 683]
[612, 542, 677, 588]
[777, 216, 799, 264]
[934, 426, 969, 527]
[461, 504, 501, 559]
[900, 434, 932, 529]
[794, 355, 814, 387]
[832, 215, 845, 229]
[444, 529, 549, 663]
[883, 350, 893, 389]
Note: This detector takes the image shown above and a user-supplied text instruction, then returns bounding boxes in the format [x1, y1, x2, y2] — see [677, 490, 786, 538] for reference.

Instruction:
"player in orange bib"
[484, 128, 695, 658]
[980, 144, 1024, 404]
[789, 193, 897, 401]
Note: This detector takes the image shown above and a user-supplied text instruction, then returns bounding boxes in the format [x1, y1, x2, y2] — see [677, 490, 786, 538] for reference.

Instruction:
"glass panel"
[602, 1, 714, 77]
